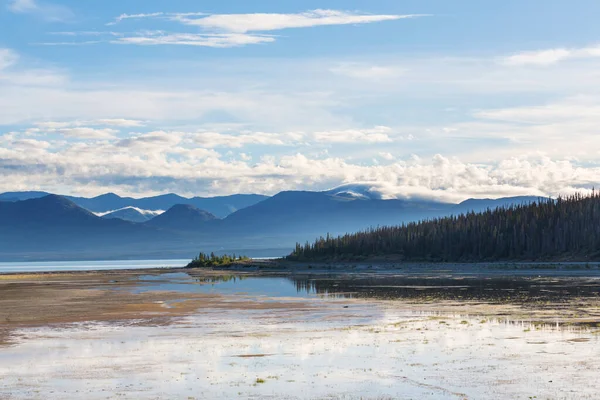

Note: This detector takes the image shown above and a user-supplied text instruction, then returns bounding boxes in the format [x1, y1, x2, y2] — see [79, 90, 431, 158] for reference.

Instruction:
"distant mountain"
[0, 191, 269, 218]
[65, 193, 184, 214]
[0, 194, 99, 227]
[100, 207, 162, 223]
[220, 190, 453, 241]
[325, 184, 385, 200]
[0, 191, 51, 202]
[145, 204, 218, 230]
[0, 189, 550, 261]
[0, 195, 191, 259]
[452, 196, 544, 215]
[65, 193, 268, 218]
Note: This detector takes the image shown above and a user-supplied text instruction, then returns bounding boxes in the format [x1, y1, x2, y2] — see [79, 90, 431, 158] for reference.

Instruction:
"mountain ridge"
[0, 190, 550, 261]
[145, 204, 219, 231]
[0, 191, 268, 218]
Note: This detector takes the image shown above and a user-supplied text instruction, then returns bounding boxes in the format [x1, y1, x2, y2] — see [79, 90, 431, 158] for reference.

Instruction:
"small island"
[186, 252, 250, 268]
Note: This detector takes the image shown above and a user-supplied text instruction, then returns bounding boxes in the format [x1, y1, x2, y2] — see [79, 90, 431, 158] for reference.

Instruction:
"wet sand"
[1, 267, 600, 399]
[0, 269, 317, 346]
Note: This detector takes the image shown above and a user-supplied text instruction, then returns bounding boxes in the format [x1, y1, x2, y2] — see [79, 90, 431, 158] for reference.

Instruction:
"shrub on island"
[186, 252, 250, 268]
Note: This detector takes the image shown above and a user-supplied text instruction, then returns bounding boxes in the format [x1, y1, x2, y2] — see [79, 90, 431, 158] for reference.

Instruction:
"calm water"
[0, 259, 188, 273]
[2, 271, 600, 399]
[132, 272, 600, 302]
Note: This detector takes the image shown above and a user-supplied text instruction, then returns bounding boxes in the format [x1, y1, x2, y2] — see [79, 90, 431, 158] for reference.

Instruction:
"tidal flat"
[1, 267, 600, 399]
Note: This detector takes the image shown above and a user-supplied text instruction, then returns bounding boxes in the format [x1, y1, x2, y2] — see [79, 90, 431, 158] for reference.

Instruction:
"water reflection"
[174, 272, 600, 303]
[1, 306, 598, 400]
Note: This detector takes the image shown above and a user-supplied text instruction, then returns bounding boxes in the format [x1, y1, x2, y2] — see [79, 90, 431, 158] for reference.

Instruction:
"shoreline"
[3, 258, 600, 277]
[1, 266, 600, 332]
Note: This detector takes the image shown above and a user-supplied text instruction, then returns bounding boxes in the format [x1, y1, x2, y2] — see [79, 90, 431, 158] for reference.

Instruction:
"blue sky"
[1, 0, 600, 201]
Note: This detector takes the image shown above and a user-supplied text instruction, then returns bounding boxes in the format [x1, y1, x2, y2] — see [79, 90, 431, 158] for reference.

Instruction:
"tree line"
[287, 192, 600, 262]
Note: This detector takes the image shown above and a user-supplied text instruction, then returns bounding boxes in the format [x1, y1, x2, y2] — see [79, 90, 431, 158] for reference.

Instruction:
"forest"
[287, 192, 600, 262]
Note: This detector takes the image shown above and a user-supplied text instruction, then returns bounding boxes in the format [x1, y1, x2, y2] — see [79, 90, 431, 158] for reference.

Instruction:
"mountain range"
[0, 191, 268, 218]
[0, 187, 542, 261]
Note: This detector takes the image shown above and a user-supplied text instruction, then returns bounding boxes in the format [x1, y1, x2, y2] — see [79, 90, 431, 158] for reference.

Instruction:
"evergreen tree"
[287, 193, 600, 262]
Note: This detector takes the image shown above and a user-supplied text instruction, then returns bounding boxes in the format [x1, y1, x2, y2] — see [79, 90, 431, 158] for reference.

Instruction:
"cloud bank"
[504, 45, 600, 66]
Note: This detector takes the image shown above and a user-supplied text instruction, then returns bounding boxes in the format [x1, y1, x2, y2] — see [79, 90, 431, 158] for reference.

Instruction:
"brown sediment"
[0, 269, 315, 347]
[234, 354, 275, 358]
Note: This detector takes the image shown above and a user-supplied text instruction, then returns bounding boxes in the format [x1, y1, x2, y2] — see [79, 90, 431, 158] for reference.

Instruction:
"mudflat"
[1, 266, 600, 399]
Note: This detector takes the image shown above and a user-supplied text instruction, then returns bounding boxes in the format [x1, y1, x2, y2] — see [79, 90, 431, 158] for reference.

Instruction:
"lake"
[0, 259, 188, 273]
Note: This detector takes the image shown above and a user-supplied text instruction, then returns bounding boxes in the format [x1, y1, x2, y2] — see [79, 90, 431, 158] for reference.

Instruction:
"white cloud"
[8, 0, 74, 22]
[10, 138, 50, 150]
[94, 207, 164, 217]
[35, 40, 103, 46]
[474, 97, 600, 123]
[422, 96, 600, 163]
[0, 48, 67, 87]
[93, 119, 145, 127]
[173, 9, 423, 33]
[107, 12, 165, 25]
[8, 0, 36, 13]
[313, 126, 395, 143]
[106, 12, 209, 26]
[3, 121, 600, 200]
[190, 131, 300, 148]
[0, 49, 18, 70]
[330, 63, 406, 81]
[504, 49, 571, 66]
[79, 10, 428, 48]
[503, 45, 600, 66]
[0, 83, 341, 129]
[49, 31, 124, 37]
[3, 45, 600, 201]
[25, 122, 120, 139]
[114, 32, 276, 48]
[35, 119, 145, 128]
[55, 127, 118, 139]
[116, 131, 182, 149]
[27, 120, 147, 139]
[34, 121, 72, 129]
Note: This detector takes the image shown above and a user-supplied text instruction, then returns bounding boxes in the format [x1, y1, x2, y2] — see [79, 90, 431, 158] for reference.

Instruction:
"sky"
[1, 0, 600, 201]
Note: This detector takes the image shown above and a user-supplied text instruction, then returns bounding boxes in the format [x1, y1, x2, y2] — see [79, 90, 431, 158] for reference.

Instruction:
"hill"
[100, 207, 161, 223]
[220, 190, 453, 240]
[145, 204, 218, 230]
[288, 193, 600, 262]
[0, 191, 51, 202]
[0, 195, 190, 259]
[0, 194, 105, 227]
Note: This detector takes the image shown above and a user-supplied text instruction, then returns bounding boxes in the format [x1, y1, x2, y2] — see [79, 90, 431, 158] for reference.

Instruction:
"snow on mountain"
[324, 184, 386, 200]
